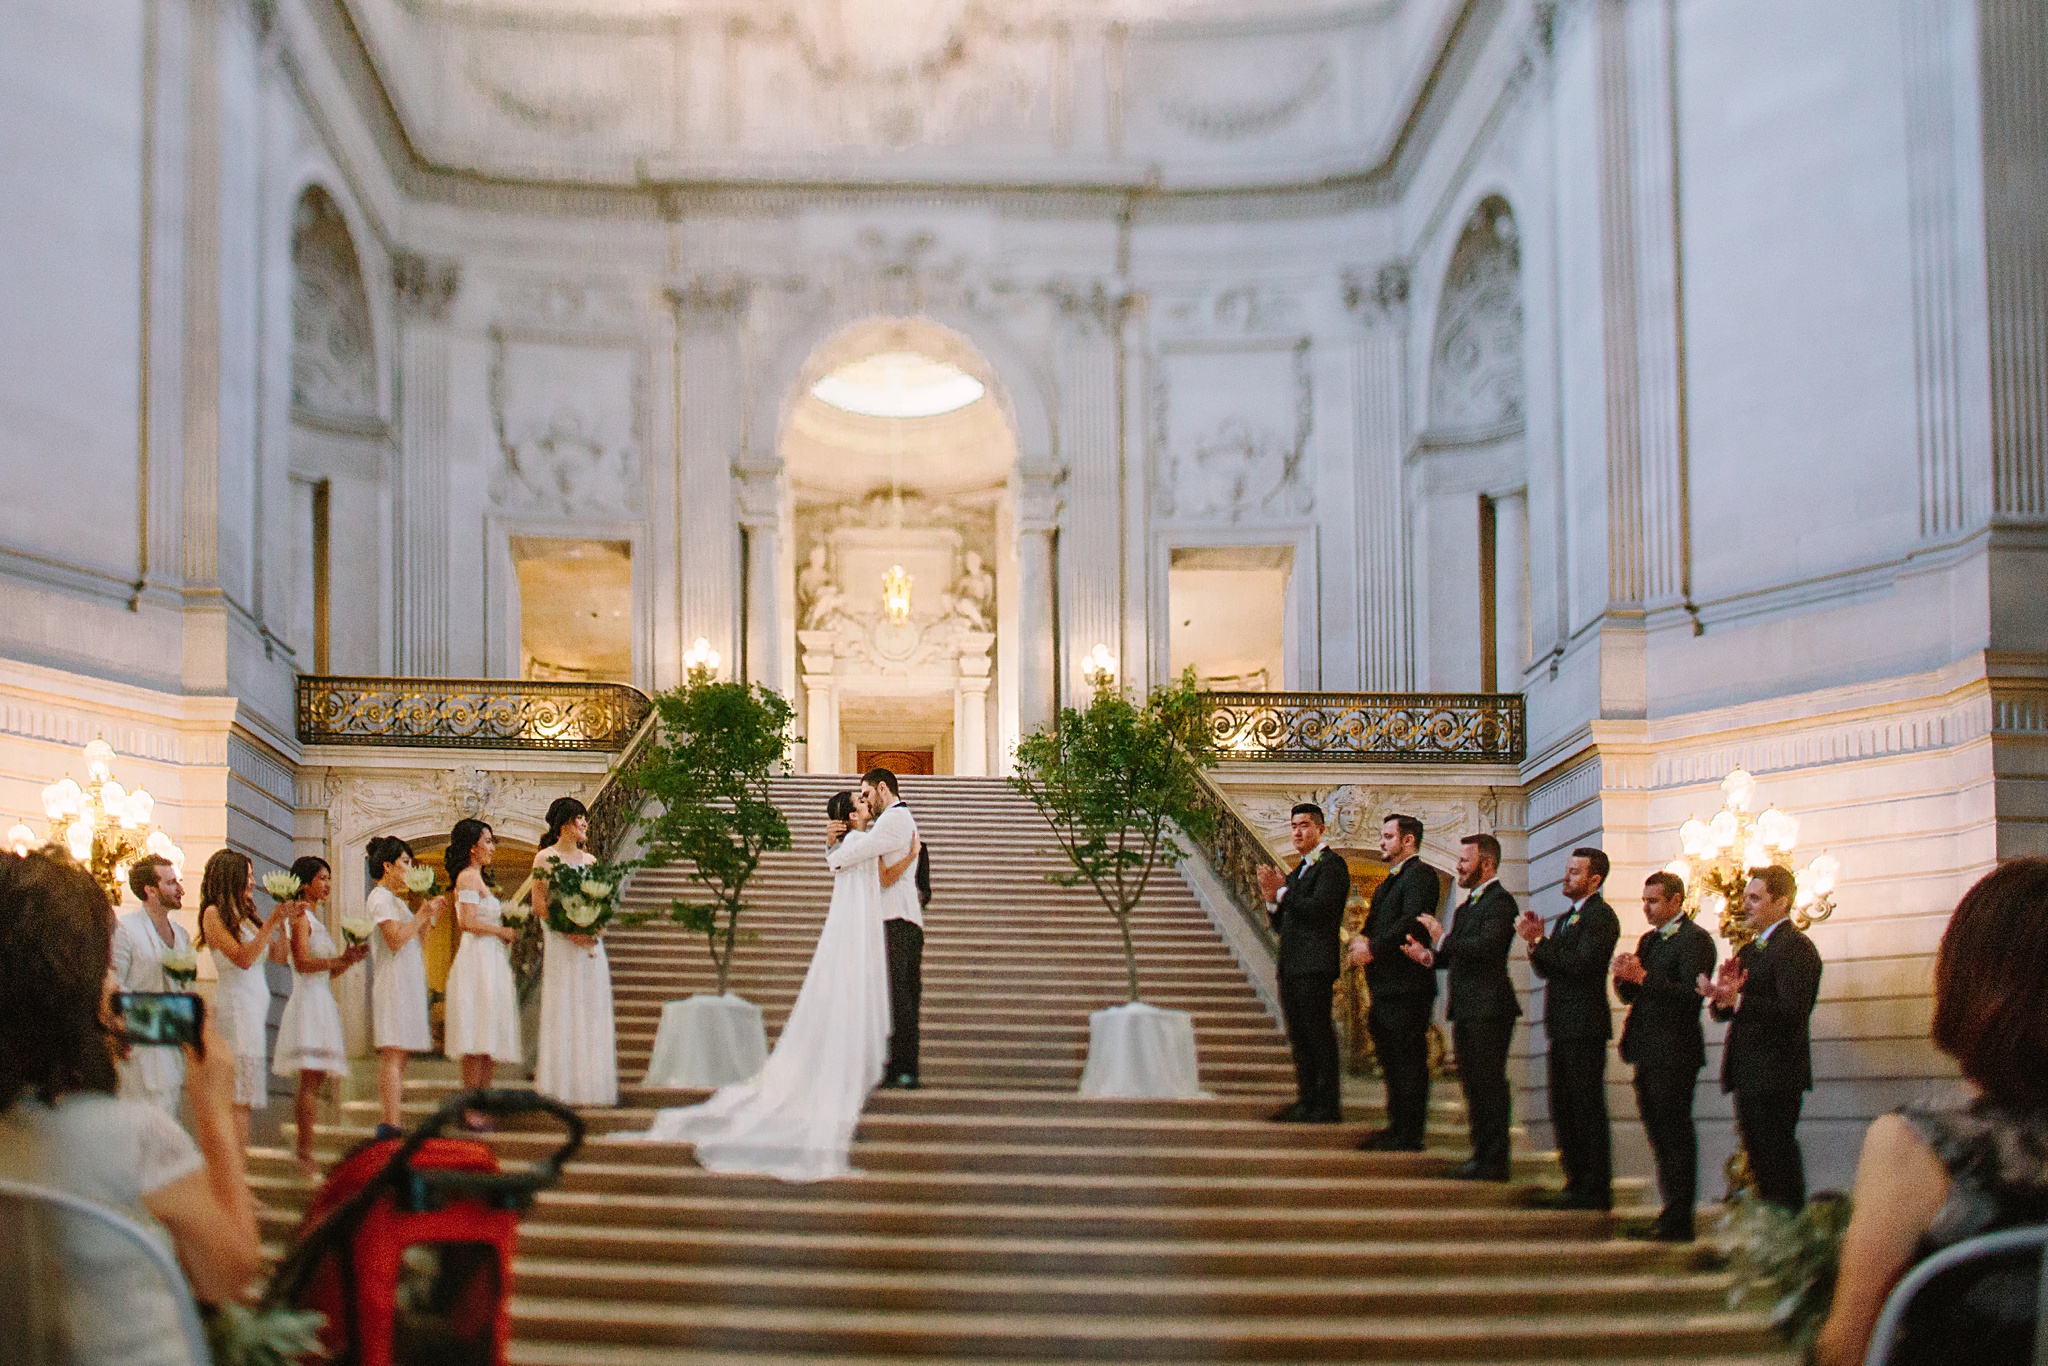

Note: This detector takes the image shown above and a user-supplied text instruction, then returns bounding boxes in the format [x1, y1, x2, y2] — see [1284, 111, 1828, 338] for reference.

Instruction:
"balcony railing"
[296, 676, 652, 751]
[1202, 690, 1525, 764]
[1186, 763, 1282, 955]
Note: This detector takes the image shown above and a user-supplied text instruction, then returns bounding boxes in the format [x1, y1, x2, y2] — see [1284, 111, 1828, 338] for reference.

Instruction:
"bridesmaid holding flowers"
[198, 849, 289, 1149]
[441, 818, 521, 1131]
[534, 797, 619, 1107]
[366, 835, 440, 1139]
[270, 855, 368, 1176]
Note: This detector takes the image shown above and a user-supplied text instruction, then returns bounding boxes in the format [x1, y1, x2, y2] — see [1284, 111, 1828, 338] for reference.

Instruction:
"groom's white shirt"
[827, 801, 922, 928]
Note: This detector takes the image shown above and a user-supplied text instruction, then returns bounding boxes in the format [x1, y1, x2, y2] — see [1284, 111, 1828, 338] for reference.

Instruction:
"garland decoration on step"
[1718, 1188, 1852, 1357]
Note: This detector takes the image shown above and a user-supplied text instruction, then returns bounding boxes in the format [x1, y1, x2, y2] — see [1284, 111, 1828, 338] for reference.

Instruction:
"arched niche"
[1429, 195, 1524, 436]
[291, 187, 377, 422]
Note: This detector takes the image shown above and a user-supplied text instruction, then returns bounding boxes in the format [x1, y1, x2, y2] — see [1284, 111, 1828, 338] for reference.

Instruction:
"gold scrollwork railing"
[1186, 762, 1282, 955]
[1203, 691, 1526, 764]
[584, 711, 658, 862]
[296, 676, 652, 752]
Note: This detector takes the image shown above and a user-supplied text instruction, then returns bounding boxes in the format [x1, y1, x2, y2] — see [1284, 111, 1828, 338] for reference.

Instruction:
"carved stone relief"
[488, 337, 644, 516]
[1128, 29, 1339, 147]
[729, 2, 1068, 152]
[1429, 199, 1525, 433]
[290, 189, 376, 420]
[1150, 339, 1315, 523]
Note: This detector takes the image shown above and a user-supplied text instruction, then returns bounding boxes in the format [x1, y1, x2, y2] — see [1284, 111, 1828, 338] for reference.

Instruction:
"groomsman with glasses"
[1519, 847, 1621, 1210]
[1399, 832, 1521, 1181]
[1613, 871, 1718, 1240]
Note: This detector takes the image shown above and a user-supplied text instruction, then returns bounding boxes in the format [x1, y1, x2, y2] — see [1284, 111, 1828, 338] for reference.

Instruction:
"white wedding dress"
[622, 826, 892, 1181]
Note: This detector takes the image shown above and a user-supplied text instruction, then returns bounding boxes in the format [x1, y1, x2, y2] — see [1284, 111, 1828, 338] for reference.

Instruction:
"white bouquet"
[159, 945, 199, 986]
[541, 862, 628, 935]
[499, 898, 531, 925]
[260, 870, 302, 902]
[339, 915, 373, 948]
[402, 865, 438, 897]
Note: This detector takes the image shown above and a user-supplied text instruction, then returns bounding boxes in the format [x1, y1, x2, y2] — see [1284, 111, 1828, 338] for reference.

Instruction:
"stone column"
[735, 458, 784, 692]
[1012, 461, 1065, 738]
[1344, 263, 1413, 690]
[1493, 490, 1530, 687]
[798, 630, 840, 774]
[392, 252, 460, 675]
[666, 279, 748, 674]
[1052, 286, 1126, 704]
[955, 631, 994, 777]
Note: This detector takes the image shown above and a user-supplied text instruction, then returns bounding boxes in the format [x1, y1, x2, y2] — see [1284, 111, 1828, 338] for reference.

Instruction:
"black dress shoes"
[877, 1073, 920, 1090]
[1356, 1129, 1425, 1152]
[1449, 1158, 1511, 1182]
[1268, 1102, 1307, 1123]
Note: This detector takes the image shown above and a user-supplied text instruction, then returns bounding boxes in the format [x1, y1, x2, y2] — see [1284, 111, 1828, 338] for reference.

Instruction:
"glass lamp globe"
[83, 739, 115, 783]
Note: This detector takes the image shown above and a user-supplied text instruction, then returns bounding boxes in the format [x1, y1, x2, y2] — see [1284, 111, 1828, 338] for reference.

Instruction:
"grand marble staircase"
[251, 773, 1784, 1363]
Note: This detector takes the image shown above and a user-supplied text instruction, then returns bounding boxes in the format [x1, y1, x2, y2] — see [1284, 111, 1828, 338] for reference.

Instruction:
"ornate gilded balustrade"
[584, 712, 658, 862]
[1186, 763, 1282, 955]
[1202, 690, 1525, 764]
[296, 677, 651, 752]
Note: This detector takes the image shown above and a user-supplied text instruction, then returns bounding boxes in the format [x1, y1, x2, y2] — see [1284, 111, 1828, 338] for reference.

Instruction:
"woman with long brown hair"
[0, 849, 261, 1356]
[197, 847, 288, 1149]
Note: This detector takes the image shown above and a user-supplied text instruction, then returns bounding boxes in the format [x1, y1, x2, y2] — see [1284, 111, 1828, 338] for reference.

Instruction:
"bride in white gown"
[622, 790, 919, 1181]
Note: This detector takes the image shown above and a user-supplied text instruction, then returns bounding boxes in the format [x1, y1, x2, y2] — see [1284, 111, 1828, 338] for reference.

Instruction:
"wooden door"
[857, 748, 935, 776]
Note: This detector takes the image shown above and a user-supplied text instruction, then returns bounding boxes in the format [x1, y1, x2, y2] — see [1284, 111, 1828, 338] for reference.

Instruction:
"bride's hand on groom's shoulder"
[826, 819, 849, 843]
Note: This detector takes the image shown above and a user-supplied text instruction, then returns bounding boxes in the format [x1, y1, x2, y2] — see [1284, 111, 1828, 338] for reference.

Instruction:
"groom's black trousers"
[884, 918, 923, 1079]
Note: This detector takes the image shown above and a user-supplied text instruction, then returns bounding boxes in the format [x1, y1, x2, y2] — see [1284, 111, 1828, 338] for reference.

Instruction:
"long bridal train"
[620, 817, 891, 1182]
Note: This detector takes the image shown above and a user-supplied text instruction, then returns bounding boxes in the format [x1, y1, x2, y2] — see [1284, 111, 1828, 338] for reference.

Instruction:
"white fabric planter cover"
[1077, 1000, 1207, 1099]
[640, 993, 769, 1088]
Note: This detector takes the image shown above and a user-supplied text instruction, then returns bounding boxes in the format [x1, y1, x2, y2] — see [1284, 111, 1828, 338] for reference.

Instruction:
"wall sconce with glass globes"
[1667, 767, 1838, 948]
[1082, 643, 1118, 693]
[7, 738, 185, 905]
[682, 636, 722, 681]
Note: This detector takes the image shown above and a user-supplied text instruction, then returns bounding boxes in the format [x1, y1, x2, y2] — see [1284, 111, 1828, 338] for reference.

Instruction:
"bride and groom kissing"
[626, 768, 926, 1182]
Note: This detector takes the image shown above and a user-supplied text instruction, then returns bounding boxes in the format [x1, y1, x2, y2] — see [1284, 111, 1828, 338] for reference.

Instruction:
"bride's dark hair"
[825, 791, 855, 823]
[542, 797, 588, 851]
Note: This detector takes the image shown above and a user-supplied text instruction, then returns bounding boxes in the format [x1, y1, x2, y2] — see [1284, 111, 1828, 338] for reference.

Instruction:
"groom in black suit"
[1401, 832, 1520, 1179]
[1256, 803, 1350, 1123]
[1353, 813, 1441, 1151]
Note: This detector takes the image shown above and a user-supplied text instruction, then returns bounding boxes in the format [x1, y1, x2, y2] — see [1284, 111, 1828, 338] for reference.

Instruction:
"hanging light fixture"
[882, 565, 914, 623]
[683, 636, 722, 681]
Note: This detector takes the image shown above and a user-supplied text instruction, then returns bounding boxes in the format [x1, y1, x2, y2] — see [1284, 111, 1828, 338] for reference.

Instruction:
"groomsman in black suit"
[1613, 871, 1718, 1240]
[1701, 862, 1823, 1210]
[1518, 846, 1621, 1210]
[1400, 832, 1520, 1180]
[1256, 803, 1351, 1123]
[1352, 814, 1441, 1152]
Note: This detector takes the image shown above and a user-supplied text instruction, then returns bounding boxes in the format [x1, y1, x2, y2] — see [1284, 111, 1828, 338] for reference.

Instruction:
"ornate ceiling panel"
[340, 0, 1465, 189]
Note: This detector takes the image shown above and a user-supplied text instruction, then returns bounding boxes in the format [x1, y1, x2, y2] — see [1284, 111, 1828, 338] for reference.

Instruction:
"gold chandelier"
[7, 739, 186, 905]
[1667, 767, 1838, 950]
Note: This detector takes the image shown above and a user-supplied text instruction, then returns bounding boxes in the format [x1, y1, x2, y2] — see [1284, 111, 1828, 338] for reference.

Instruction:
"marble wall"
[1, 0, 2043, 1184]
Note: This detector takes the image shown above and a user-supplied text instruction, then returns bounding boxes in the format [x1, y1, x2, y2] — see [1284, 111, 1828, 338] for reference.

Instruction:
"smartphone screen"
[112, 991, 203, 1050]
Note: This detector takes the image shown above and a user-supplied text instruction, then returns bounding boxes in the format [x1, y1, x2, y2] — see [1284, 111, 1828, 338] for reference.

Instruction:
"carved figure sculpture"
[946, 550, 994, 630]
[798, 545, 844, 629]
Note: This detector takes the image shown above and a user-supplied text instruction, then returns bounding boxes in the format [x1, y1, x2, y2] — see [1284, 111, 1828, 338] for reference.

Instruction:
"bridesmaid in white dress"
[534, 797, 617, 1108]
[366, 835, 441, 1138]
[442, 818, 521, 1130]
[271, 856, 368, 1176]
[196, 849, 289, 1150]
[111, 853, 195, 1118]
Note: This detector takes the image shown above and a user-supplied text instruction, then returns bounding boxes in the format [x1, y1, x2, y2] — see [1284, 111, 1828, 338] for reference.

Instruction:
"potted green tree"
[630, 675, 793, 1087]
[1010, 670, 1218, 1097]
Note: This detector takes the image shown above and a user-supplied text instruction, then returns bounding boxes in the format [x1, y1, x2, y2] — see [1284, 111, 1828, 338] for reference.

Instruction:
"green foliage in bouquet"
[632, 678, 793, 994]
[204, 1303, 327, 1366]
[538, 858, 638, 935]
[1719, 1189, 1853, 1358]
[1008, 670, 1218, 1003]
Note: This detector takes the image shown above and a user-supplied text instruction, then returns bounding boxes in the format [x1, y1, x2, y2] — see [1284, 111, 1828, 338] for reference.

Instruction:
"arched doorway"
[775, 319, 1021, 775]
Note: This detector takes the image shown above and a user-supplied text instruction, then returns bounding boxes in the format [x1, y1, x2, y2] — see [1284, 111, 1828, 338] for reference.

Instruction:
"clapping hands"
[1256, 864, 1285, 901]
[1612, 951, 1646, 985]
[1515, 907, 1544, 945]
[1698, 957, 1746, 1008]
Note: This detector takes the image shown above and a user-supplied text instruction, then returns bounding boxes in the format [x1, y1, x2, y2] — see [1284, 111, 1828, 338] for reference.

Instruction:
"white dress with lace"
[621, 826, 890, 1181]
[535, 850, 618, 1106]
[445, 888, 522, 1064]
[208, 917, 271, 1108]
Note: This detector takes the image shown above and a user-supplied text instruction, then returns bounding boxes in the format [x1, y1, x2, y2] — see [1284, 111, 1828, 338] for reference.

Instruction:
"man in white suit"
[860, 767, 925, 1089]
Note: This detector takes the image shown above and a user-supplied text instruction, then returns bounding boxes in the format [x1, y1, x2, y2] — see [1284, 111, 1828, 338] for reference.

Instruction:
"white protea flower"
[159, 946, 199, 983]
[402, 866, 437, 896]
[578, 878, 613, 900]
[260, 871, 302, 901]
[339, 916, 373, 947]
[564, 896, 601, 928]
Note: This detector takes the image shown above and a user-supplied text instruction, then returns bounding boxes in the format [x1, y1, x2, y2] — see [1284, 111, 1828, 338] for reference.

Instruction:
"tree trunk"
[1117, 910, 1140, 1003]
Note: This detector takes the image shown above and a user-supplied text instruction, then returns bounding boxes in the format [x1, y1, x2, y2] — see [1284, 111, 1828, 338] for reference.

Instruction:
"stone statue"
[798, 544, 843, 629]
[946, 549, 994, 630]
